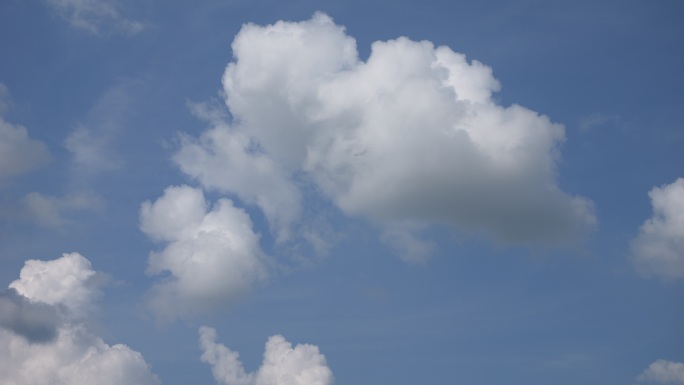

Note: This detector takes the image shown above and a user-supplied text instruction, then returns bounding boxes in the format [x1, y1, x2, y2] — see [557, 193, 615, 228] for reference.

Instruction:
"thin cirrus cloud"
[0, 253, 160, 385]
[630, 178, 684, 280]
[174, 12, 597, 262]
[44, 0, 146, 35]
[139, 185, 267, 321]
[199, 326, 334, 385]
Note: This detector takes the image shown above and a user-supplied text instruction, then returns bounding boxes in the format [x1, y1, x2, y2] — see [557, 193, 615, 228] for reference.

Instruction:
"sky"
[0, 0, 683, 384]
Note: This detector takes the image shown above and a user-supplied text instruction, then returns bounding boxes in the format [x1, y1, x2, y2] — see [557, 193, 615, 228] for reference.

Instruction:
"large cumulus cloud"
[175, 13, 596, 257]
[199, 326, 334, 385]
[140, 185, 266, 320]
[630, 178, 684, 280]
[0, 253, 160, 385]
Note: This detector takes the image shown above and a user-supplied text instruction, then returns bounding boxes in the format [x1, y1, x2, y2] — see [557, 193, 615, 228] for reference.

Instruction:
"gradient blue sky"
[1, 1, 683, 384]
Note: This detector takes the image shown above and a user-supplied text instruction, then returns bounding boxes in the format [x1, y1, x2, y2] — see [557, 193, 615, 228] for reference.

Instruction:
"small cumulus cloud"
[175, 13, 596, 261]
[199, 326, 334, 385]
[630, 178, 684, 280]
[140, 185, 267, 321]
[0, 253, 160, 385]
[45, 0, 147, 36]
[638, 359, 684, 384]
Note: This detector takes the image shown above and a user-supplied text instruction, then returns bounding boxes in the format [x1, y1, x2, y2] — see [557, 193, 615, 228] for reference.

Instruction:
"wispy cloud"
[65, 80, 142, 178]
[45, 0, 147, 36]
[23, 191, 103, 228]
[0, 84, 50, 184]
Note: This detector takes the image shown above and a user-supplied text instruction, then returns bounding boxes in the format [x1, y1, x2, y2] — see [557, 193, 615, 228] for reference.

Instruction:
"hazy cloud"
[199, 326, 334, 385]
[0, 84, 50, 182]
[176, 13, 596, 258]
[140, 185, 266, 320]
[23, 191, 103, 228]
[0, 253, 160, 385]
[65, 80, 141, 177]
[630, 178, 684, 280]
[638, 359, 684, 384]
[577, 112, 622, 132]
[45, 0, 146, 35]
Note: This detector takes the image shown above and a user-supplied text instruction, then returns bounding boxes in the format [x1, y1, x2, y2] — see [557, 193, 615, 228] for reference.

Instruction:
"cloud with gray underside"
[0, 289, 60, 343]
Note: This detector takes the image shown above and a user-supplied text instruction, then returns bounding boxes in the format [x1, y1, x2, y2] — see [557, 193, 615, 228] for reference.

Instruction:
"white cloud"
[140, 185, 266, 320]
[176, 13, 596, 255]
[630, 178, 684, 280]
[23, 191, 103, 228]
[0, 102, 50, 181]
[0, 253, 160, 385]
[175, 102, 301, 241]
[9, 252, 102, 317]
[199, 326, 334, 385]
[638, 359, 684, 384]
[45, 0, 146, 35]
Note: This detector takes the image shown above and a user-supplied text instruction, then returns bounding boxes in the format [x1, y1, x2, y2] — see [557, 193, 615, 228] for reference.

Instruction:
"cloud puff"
[0, 89, 50, 181]
[630, 178, 684, 280]
[140, 185, 266, 320]
[638, 359, 684, 384]
[176, 13, 595, 254]
[9, 252, 102, 317]
[199, 326, 334, 385]
[45, 0, 146, 35]
[0, 253, 160, 385]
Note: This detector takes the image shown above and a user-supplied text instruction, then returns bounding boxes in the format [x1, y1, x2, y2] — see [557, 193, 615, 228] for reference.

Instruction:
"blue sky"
[1, 0, 683, 384]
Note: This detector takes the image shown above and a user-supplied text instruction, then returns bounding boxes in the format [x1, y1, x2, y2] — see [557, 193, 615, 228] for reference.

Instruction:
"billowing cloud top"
[630, 178, 684, 280]
[9, 252, 100, 317]
[176, 12, 596, 251]
[199, 326, 334, 385]
[0, 253, 160, 385]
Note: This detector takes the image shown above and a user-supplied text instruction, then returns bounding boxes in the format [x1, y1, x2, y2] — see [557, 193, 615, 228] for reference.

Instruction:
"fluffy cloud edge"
[174, 12, 596, 262]
[199, 326, 334, 385]
[140, 185, 267, 321]
[630, 178, 684, 280]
